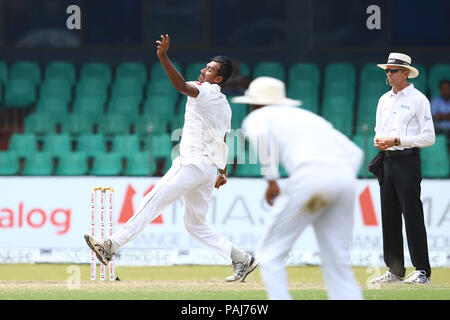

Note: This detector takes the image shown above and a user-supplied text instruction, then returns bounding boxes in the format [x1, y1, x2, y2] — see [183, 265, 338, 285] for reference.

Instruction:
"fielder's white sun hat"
[377, 52, 419, 78]
[231, 76, 302, 106]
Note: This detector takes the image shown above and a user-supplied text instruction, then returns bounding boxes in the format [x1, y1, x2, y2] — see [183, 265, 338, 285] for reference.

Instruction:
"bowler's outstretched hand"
[156, 34, 170, 58]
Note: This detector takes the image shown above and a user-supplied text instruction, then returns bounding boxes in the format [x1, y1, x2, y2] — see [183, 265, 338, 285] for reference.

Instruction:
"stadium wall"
[0, 177, 449, 267]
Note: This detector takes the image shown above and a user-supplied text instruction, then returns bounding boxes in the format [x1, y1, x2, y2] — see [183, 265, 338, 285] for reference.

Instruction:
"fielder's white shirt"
[374, 83, 435, 150]
[241, 106, 363, 180]
[179, 81, 231, 169]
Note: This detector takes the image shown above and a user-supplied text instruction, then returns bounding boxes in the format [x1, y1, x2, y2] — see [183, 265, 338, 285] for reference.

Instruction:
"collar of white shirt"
[389, 83, 414, 97]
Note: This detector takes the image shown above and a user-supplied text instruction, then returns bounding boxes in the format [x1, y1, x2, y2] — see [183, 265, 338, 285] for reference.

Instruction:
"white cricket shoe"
[404, 270, 431, 284]
[84, 234, 114, 266]
[370, 271, 404, 284]
[226, 253, 259, 282]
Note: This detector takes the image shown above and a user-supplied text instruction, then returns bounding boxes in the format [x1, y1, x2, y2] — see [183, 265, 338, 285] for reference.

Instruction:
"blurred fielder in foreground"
[85, 34, 258, 282]
[232, 77, 364, 300]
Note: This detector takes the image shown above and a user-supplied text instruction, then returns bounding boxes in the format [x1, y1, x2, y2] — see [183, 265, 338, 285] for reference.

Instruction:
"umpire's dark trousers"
[380, 148, 431, 278]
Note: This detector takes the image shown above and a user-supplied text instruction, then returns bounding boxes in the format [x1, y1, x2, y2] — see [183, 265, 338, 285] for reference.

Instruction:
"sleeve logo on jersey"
[195, 81, 202, 85]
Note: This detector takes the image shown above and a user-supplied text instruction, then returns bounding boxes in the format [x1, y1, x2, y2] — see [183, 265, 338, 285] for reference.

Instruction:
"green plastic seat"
[287, 80, 320, 114]
[111, 134, 141, 157]
[0, 151, 19, 175]
[75, 78, 108, 101]
[185, 62, 207, 81]
[289, 63, 320, 87]
[146, 80, 178, 101]
[107, 96, 141, 121]
[8, 133, 38, 158]
[142, 95, 176, 118]
[323, 81, 355, 104]
[421, 134, 449, 178]
[43, 133, 72, 159]
[229, 101, 248, 129]
[9, 61, 41, 85]
[24, 113, 57, 136]
[352, 134, 378, 178]
[116, 62, 147, 85]
[91, 152, 123, 176]
[428, 64, 450, 98]
[0, 61, 7, 84]
[44, 62, 76, 86]
[409, 64, 426, 94]
[111, 78, 144, 101]
[253, 62, 285, 82]
[237, 62, 251, 77]
[23, 152, 53, 176]
[97, 113, 131, 137]
[76, 134, 106, 157]
[80, 62, 112, 85]
[72, 96, 106, 123]
[61, 113, 94, 136]
[36, 97, 70, 122]
[39, 78, 72, 103]
[355, 99, 377, 134]
[150, 61, 182, 81]
[55, 151, 88, 176]
[324, 62, 356, 87]
[124, 151, 154, 176]
[4, 78, 37, 107]
[170, 111, 185, 132]
[359, 63, 386, 85]
[322, 96, 354, 137]
[148, 133, 173, 159]
[134, 114, 169, 136]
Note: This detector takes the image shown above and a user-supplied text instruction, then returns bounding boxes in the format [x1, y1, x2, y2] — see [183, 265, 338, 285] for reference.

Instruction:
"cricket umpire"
[370, 53, 435, 284]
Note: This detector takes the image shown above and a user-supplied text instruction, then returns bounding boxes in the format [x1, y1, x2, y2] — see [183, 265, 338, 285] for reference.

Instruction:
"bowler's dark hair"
[211, 55, 234, 85]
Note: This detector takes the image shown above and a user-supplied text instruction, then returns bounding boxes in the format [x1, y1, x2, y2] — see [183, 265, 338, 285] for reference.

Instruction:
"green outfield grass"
[0, 264, 449, 300]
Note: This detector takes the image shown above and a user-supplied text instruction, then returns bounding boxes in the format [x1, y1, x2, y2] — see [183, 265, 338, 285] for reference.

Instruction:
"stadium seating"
[75, 78, 109, 102]
[0, 151, 19, 175]
[9, 61, 41, 85]
[44, 61, 76, 86]
[421, 134, 449, 178]
[115, 62, 147, 85]
[111, 77, 144, 102]
[80, 62, 112, 85]
[0, 60, 7, 84]
[185, 62, 207, 81]
[287, 80, 320, 114]
[134, 113, 169, 136]
[24, 113, 57, 136]
[72, 95, 106, 123]
[8, 133, 38, 159]
[124, 151, 154, 176]
[35, 97, 70, 123]
[321, 96, 354, 137]
[150, 61, 182, 81]
[91, 152, 122, 176]
[253, 61, 285, 82]
[352, 134, 378, 178]
[107, 96, 141, 121]
[55, 152, 88, 176]
[42, 134, 72, 159]
[76, 134, 106, 157]
[4, 78, 37, 107]
[61, 113, 94, 136]
[428, 64, 450, 98]
[39, 78, 72, 103]
[111, 134, 141, 158]
[409, 64, 427, 94]
[23, 152, 53, 176]
[142, 95, 177, 118]
[97, 113, 132, 138]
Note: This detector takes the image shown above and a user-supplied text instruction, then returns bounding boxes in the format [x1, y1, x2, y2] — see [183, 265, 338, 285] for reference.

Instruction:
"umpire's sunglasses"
[385, 68, 402, 74]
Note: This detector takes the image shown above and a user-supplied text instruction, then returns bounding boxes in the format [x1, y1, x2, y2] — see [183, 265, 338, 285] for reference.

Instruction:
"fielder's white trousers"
[110, 156, 233, 259]
[257, 163, 363, 300]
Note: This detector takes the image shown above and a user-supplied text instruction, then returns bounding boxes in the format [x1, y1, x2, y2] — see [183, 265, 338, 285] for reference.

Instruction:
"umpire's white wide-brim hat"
[377, 52, 419, 78]
[231, 77, 302, 106]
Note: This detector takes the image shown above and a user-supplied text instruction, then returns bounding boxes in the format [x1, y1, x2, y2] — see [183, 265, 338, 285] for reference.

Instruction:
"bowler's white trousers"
[110, 156, 233, 259]
[257, 163, 363, 300]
